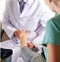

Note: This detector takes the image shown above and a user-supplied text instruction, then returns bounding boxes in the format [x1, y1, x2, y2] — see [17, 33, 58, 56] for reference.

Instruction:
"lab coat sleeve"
[2, 0, 17, 38]
[32, 12, 55, 48]
[21, 46, 36, 62]
[40, 11, 55, 27]
[32, 29, 45, 50]
[21, 46, 46, 62]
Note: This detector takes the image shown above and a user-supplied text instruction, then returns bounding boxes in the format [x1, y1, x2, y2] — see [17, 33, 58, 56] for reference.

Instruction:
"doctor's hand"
[14, 30, 35, 49]
[14, 30, 21, 39]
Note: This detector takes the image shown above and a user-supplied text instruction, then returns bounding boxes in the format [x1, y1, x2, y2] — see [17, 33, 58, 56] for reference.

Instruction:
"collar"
[18, 0, 34, 4]
[18, 0, 27, 2]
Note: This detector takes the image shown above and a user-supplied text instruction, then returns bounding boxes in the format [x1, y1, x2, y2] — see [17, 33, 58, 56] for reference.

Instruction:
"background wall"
[0, 0, 7, 42]
[0, 0, 6, 22]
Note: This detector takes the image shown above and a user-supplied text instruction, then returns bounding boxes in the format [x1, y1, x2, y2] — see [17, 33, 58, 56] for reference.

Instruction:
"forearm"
[19, 31, 45, 62]
[21, 46, 46, 62]
[21, 46, 36, 62]
[47, 44, 60, 62]
[2, 21, 17, 38]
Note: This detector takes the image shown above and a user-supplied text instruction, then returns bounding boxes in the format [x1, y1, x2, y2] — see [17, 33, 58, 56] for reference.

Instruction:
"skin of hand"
[14, 30, 21, 39]
[18, 30, 35, 49]
[14, 30, 35, 49]
[19, 30, 28, 48]
[27, 43, 35, 49]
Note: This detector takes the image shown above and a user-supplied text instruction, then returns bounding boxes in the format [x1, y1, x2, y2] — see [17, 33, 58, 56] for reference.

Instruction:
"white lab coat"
[2, 0, 55, 62]
[2, 0, 55, 44]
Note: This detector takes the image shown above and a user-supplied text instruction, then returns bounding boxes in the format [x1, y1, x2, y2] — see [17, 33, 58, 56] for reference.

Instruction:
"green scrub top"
[43, 14, 60, 62]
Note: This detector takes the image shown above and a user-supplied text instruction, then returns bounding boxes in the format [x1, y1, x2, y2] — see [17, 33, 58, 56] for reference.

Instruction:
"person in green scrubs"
[43, 14, 60, 62]
[43, 0, 60, 62]
[16, 0, 60, 62]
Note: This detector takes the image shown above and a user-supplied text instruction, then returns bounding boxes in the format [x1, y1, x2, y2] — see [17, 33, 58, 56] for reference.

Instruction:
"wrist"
[21, 40, 28, 48]
[21, 43, 27, 48]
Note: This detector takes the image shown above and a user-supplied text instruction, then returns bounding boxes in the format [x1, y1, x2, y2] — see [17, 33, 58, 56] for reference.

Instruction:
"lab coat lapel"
[20, 0, 33, 18]
[12, 0, 34, 18]
[10, 0, 21, 28]
[12, 0, 20, 21]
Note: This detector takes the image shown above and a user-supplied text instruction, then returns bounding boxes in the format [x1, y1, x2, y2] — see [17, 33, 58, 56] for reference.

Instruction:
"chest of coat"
[9, 0, 41, 31]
